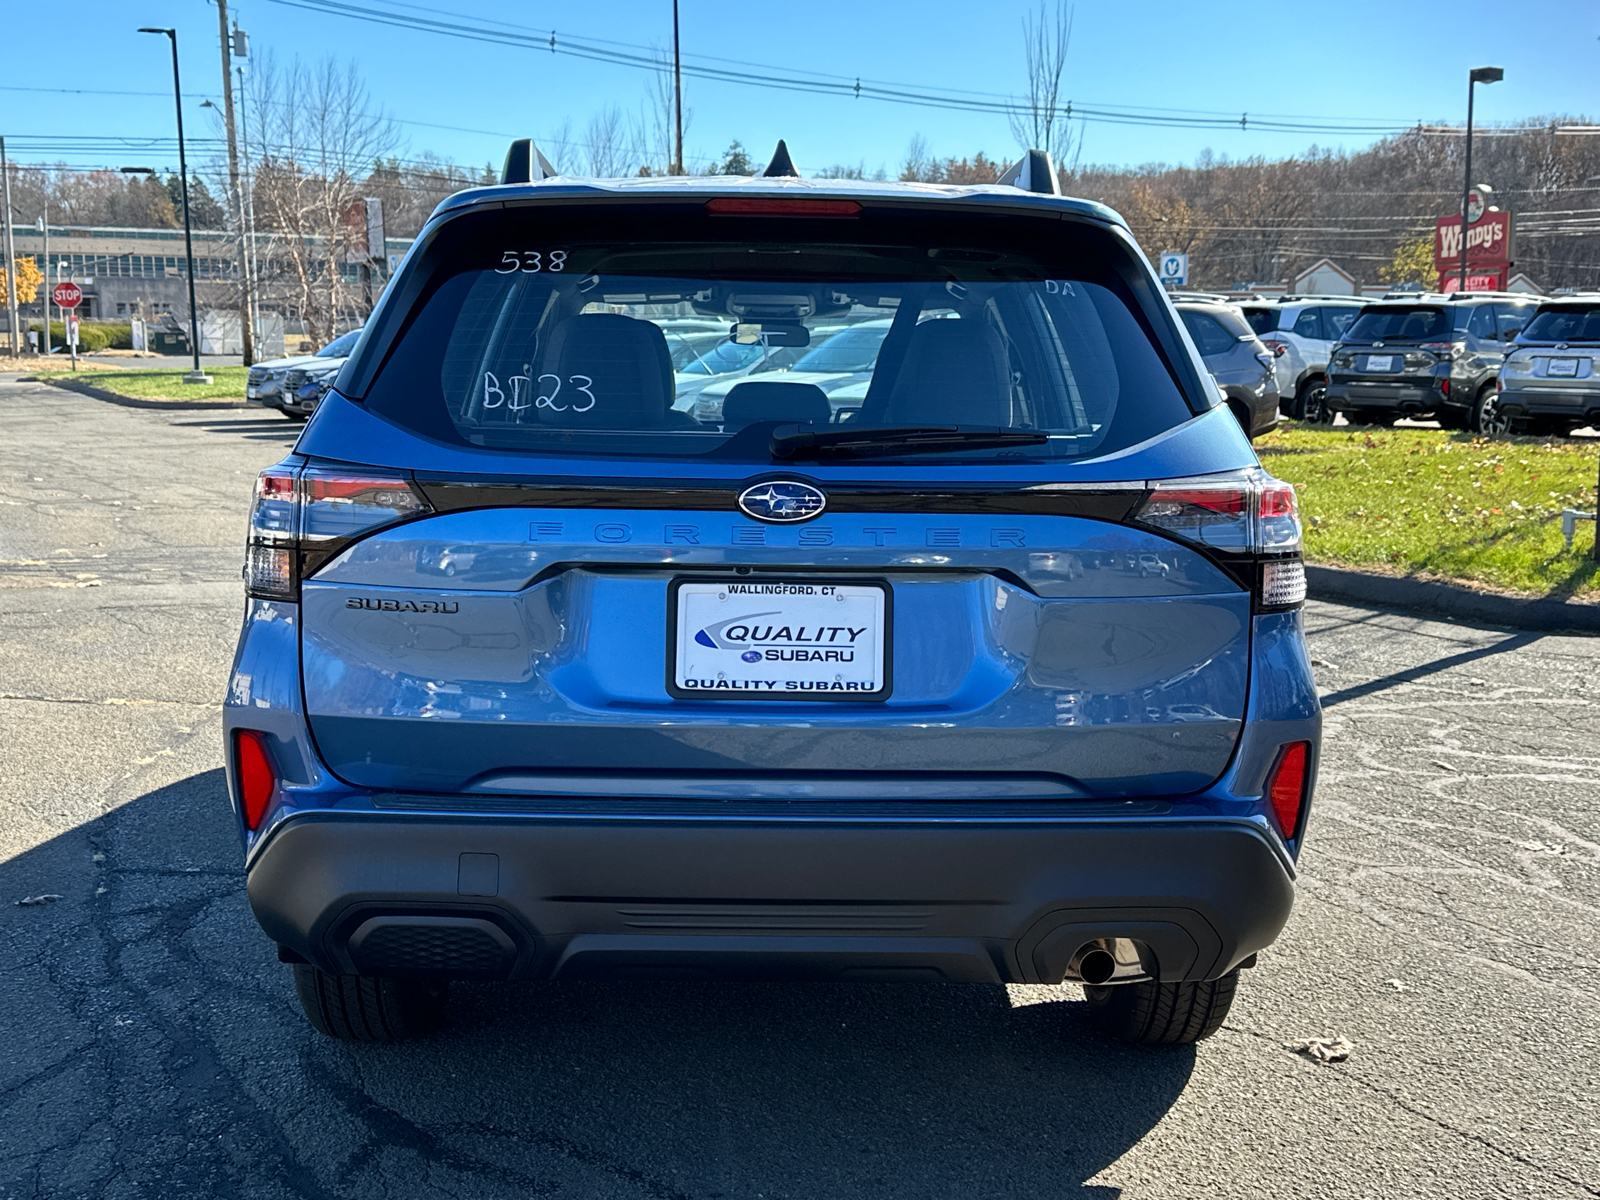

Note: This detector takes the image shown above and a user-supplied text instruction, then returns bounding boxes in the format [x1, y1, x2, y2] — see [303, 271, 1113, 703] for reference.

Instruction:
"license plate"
[1549, 358, 1580, 378]
[670, 578, 890, 700]
[1364, 355, 1396, 373]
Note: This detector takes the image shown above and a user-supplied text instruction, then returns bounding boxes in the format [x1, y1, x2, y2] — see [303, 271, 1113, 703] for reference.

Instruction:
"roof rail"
[998, 149, 1061, 196]
[500, 139, 559, 185]
[762, 140, 801, 178]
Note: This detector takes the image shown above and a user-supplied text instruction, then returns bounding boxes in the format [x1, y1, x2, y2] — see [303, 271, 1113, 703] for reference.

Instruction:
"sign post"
[1158, 252, 1189, 289]
[52, 281, 81, 371]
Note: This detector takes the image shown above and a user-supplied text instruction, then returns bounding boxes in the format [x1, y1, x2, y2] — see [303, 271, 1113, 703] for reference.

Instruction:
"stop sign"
[52, 282, 82, 308]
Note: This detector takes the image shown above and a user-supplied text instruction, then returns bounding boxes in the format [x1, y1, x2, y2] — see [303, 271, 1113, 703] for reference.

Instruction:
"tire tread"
[1085, 971, 1238, 1045]
[291, 963, 446, 1041]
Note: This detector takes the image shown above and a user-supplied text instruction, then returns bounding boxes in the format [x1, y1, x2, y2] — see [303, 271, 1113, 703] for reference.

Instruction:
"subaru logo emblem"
[737, 480, 827, 524]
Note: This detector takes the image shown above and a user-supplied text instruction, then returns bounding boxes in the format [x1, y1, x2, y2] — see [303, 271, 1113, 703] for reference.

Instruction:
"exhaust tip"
[1078, 948, 1117, 986]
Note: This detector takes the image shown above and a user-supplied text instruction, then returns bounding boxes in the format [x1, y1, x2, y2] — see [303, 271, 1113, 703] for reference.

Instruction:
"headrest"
[536, 314, 674, 428]
[882, 319, 1012, 426]
[721, 380, 832, 429]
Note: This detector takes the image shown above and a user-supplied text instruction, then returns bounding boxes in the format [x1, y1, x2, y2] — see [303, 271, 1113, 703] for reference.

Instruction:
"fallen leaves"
[1291, 1035, 1354, 1064]
[16, 894, 64, 907]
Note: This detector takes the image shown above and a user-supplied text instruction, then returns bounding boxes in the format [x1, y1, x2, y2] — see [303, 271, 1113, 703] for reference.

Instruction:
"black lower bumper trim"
[247, 812, 1295, 985]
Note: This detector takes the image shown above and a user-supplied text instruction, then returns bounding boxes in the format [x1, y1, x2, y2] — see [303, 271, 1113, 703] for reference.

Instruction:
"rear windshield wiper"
[770, 424, 1049, 459]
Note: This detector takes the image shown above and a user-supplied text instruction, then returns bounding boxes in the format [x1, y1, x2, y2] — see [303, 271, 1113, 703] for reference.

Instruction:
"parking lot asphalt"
[3, 377, 1598, 1199]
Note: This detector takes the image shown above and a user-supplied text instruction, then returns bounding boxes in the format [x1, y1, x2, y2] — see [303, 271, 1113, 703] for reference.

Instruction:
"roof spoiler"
[500, 139, 559, 185]
[998, 149, 1060, 196]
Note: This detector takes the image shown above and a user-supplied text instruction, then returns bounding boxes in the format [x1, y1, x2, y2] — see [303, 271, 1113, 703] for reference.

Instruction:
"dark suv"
[226, 144, 1319, 1047]
[1325, 296, 1538, 430]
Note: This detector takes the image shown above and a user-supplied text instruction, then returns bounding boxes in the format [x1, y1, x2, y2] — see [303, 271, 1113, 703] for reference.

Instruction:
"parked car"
[1173, 301, 1280, 438]
[247, 328, 363, 420]
[688, 319, 891, 423]
[228, 148, 1318, 1047]
[281, 361, 345, 420]
[1238, 297, 1366, 421]
[1492, 296, 1600, 435]
[1324, 295, 1538, 430]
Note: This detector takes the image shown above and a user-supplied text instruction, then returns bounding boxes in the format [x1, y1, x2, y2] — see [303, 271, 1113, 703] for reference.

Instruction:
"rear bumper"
[247, 810, 1295, 985]
[1497, 384, 1600, 418]
[1325, 378, 1441, 411]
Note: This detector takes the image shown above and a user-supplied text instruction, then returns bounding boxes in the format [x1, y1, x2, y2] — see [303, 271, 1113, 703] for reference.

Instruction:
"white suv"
[1240, 297, 1366, 422]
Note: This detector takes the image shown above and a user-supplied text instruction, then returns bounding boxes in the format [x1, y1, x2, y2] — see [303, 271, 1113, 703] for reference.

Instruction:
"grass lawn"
[1259, 422, 1600, 600]
[34, 365, 248, 402]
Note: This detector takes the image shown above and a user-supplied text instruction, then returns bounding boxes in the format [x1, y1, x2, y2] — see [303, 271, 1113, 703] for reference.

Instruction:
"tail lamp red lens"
[1266, 741, 1311, 839]
[705, 197, 862, 217]
[234, 730, 277, 832]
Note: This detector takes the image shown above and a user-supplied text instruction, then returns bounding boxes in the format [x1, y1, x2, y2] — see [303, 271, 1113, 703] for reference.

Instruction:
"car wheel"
[291, 963, 448, 1041]
[1227, 403, 1251, 436]
[1436, 407, 1470, 431]
[1296, 379, 1332, 424]
[1473, 386, 1512, 436]
[1084, 970, 1238, 1045]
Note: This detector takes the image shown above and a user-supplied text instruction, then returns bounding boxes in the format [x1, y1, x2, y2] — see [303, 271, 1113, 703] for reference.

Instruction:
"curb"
[31, 376, 247, 411]
[1306, 564, 1600, 634]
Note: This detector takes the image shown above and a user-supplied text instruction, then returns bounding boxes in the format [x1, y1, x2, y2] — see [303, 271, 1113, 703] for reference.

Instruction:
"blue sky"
[5, 0, 1598, 178]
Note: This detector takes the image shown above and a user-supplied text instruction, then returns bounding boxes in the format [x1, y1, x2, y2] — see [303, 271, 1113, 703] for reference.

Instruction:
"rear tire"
[1471, 385, 1512, 436]
[291, 963, 448, 1041]
[1296, 378, 1332, 424]
[1436, 406, 1471, 431]
[1228, 403, 1253, 438]
[1084, 971, 1238, 1045]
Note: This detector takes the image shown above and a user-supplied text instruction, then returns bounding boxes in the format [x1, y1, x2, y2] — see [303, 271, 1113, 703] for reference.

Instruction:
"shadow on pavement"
[0, 770, 1192, 1199]
[1317, 630, 1543, 707]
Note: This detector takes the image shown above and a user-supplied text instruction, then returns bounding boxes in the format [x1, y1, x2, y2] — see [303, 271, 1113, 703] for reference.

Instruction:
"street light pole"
[139, 26, 211, 384]
[0, 136, 19, 357]
[1458, 66, 1504, 295]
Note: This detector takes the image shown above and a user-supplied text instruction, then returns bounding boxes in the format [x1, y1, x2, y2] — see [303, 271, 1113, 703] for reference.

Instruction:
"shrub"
[31, 321, 131, 353]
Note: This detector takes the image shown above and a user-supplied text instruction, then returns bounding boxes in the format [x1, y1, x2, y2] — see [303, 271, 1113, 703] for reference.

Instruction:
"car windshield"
[316, 329, 362, 357]
[355, 207, 1199, 463]
[1520, 306, 1600, 343]
[1344, 306, 1451, 341]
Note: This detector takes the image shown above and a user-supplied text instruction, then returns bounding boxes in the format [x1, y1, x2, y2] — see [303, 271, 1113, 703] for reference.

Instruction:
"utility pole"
[0, 137, 19, 357]
[139, 27, 210, 384]
[671, 0, 683, 175]
[237, 65, 261, 352]
[216, 0, 254, 365]
[37, 207, 48, 355]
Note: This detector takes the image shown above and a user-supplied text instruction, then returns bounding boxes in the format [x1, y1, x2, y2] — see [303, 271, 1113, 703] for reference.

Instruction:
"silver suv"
[1239, 297, 1366, 422]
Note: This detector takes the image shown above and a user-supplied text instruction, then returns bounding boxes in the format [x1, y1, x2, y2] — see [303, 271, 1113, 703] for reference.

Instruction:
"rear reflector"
[234, 730, 276, 832]
[1266, 741, 1310, 839]
[705, 197, 862, 217]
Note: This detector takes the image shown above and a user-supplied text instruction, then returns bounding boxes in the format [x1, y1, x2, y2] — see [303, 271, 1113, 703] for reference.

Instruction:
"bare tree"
[900, 134, 935, 182]
[1009, 1, 1080, 172]
[639, 47, 690, 175]
[583, 106, 637, 178]
[246, 52, 401, 344]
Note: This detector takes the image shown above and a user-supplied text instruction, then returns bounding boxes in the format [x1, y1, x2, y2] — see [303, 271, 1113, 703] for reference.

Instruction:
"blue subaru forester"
[226, 143, 1319, 1045]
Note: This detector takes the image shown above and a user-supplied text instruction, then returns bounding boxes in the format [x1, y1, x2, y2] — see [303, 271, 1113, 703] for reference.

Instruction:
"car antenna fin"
[501, 139, 559, 185]
[997, 149, 1061, 196]
[762, 140, 801, 178]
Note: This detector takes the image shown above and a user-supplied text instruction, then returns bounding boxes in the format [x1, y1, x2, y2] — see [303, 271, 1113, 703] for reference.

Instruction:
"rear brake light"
[234, 729, 276, 831]
[244, 462, 430, 600]
[1135, 469, 1303, 608]
[705, 197, 862, 217]
[1266, 741, 1311, 839]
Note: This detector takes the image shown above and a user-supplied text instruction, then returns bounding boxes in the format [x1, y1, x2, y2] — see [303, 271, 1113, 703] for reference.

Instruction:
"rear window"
[1179, 310, 1243, 356]
[354, 204, 1201, 463]
[1520, 305, 1600, 343]
[1345, 306, 1452, 341]
[1241, 307, 1278, 336]
[1322, 307, 1360, 340]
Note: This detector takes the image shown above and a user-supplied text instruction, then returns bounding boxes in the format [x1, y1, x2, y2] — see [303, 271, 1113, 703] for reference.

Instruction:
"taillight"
[1265, 741, 1311, 839]
[234, 729, 277, 831]
[244, 462, 430, 600]
[1135, 469, 1304, 608]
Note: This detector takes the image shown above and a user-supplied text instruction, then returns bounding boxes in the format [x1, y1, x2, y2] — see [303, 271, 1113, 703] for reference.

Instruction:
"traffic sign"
[1158, 252, 1189, 287]
[51, 282, 82, 308]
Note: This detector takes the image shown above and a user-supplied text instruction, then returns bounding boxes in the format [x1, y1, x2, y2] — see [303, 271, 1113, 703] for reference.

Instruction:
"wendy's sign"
[1435, 209, 1514, 290]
